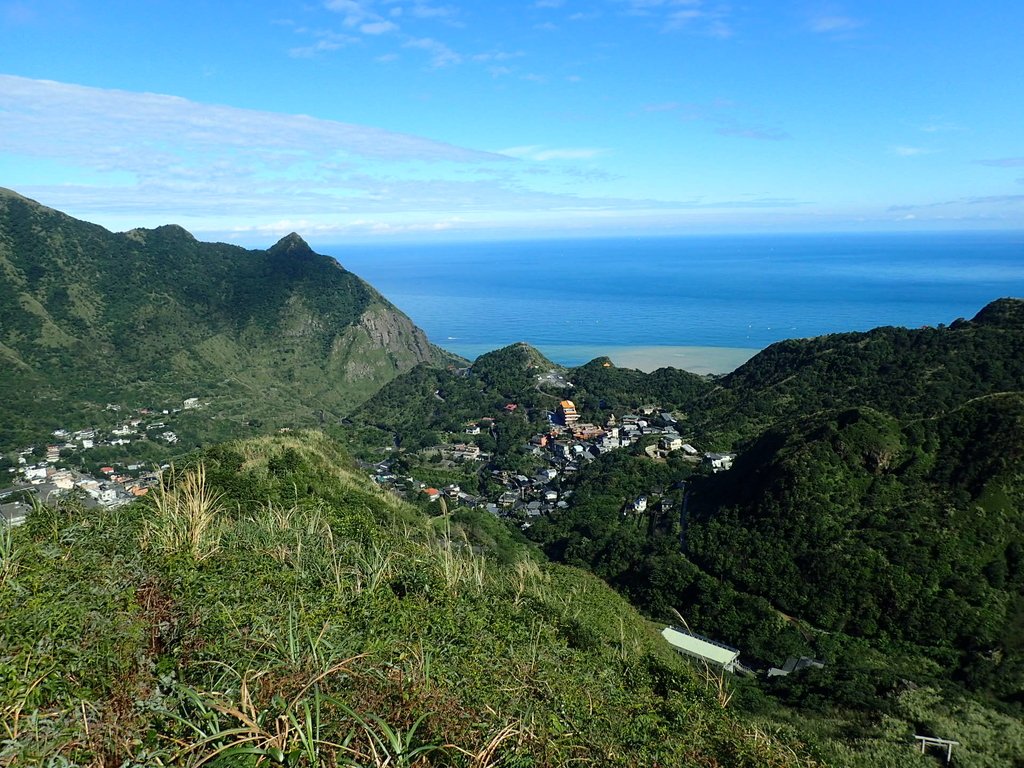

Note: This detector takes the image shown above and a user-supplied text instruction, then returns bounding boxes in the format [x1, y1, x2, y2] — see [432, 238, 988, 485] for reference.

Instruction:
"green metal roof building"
[661, 626, 740, 672]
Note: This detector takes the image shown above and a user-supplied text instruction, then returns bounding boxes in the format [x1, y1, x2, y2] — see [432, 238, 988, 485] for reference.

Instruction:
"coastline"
[441, 342, 761, 375]
[594, 345, 760, 375]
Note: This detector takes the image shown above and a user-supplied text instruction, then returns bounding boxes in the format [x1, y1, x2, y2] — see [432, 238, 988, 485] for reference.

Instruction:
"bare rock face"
[357, 307, 434, 365]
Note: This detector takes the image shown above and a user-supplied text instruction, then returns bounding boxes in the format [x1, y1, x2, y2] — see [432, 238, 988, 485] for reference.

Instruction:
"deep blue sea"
[327, 232, 1024, 369]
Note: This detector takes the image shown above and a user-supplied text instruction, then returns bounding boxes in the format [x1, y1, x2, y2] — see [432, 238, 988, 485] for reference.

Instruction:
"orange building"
[558, 400, 579, 426]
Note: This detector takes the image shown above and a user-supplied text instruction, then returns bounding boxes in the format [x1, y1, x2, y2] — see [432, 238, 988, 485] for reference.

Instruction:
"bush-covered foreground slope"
[0, 431, 815, 767]
[0, 189, 453, 448]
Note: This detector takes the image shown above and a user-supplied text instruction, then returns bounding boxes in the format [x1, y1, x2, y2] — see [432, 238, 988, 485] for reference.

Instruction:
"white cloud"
[891, 145, 935, 157]
[0, 75, 504, 189]
[409, 2, 458, 19]
[890, 195, 1024, 213]
[716, 126, 788, 141]
[324, 0, 376, 26]
[470, 50, 524, 63]
[227, 215, 469, 238]
[320, 0, 412, 37]
[2, 76, 735, 239]
[808, 15, 862, 33]
[643, 101, 683, 112]
[640, 98, 787, 140]
[498, 145, 609, 161]
[288, 30, 359, 57]
[360, 20, 398, 34]
[403, 36, 461, 66]
[975, 157, 1024, 167]
[615, 0, 730, 36]
[919, 121, 962, 133]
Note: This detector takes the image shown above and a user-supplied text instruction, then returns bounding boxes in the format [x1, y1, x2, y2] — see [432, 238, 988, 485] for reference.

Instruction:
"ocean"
[327, 232, 1024, 373]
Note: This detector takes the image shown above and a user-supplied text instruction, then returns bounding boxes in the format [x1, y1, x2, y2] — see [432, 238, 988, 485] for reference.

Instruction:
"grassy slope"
[0, 431, 814, 767]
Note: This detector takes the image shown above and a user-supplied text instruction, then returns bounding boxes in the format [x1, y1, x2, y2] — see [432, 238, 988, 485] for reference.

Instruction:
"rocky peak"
[268, 232, 315, 259]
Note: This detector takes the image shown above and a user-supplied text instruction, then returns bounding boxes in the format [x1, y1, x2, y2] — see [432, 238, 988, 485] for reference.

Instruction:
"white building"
[661, 626, 740, 672]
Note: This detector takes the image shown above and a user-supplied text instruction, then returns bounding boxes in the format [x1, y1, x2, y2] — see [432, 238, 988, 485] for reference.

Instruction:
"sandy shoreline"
[444, 343, 761, 375]
[594, 345, 760, 375]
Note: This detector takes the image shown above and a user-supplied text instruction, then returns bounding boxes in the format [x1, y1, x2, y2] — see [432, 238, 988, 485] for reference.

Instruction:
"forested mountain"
[564, 356, 713, 420]
[688, 399, 1024, 682]
[690, 298, 1024, 446]
[351, 342, 564, 451]
[0, 188, 454, 447]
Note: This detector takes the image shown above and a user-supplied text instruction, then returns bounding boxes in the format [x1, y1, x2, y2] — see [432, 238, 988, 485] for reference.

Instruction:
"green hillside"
[689, 299, 1024, 447]
[351, 343, 566, 452]
[566, 356, 713, 422]
[688, 398, 1024, 665]
[0, 431, 814, 767]
[0, 189, 454, 448]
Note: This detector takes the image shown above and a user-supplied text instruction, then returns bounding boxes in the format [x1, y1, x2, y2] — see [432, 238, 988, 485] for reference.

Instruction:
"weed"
[334, 702, 446, 768]
[0, 518, 18, 586]
[142, 464, 224, 561]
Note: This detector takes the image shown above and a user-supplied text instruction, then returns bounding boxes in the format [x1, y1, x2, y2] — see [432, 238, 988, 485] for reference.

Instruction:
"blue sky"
[1, 0, 1022, 243]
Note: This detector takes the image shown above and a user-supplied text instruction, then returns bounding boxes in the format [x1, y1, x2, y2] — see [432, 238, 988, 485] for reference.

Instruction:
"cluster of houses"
[0, 397, 204, 526]
[0, 464, 163, 526]
[369, 391, 735, 528]
[24, 396, 203, 462]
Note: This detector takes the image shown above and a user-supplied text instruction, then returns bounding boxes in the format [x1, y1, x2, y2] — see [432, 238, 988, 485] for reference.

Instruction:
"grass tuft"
[142, 463, 225, 561]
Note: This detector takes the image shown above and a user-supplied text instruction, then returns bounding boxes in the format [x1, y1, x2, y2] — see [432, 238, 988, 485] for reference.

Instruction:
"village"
[365, 383, 735, 528]
[0, 396, 205, 526]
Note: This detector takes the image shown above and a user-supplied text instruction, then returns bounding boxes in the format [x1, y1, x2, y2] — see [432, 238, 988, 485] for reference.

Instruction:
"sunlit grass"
[1, 431, 827, 767]
[142, 463, 225, 561]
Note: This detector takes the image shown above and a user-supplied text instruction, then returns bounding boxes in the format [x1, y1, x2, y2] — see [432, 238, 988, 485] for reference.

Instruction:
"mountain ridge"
[0, 189, 456, 447]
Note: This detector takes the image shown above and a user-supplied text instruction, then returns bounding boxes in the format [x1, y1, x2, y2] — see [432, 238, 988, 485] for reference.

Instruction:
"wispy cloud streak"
[498, 145, 609, 161]
[0, 75, 500, 166]
[975, 157, 1024, 167]
[1, 75, 784, 238]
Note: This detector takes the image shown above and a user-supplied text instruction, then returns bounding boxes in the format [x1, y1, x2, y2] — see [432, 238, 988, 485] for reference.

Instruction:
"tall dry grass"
[142, 463, 225, 561]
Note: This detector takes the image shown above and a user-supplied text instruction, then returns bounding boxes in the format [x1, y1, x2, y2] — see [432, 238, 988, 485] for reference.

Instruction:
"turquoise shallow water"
[327, 232, 1024, 368]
